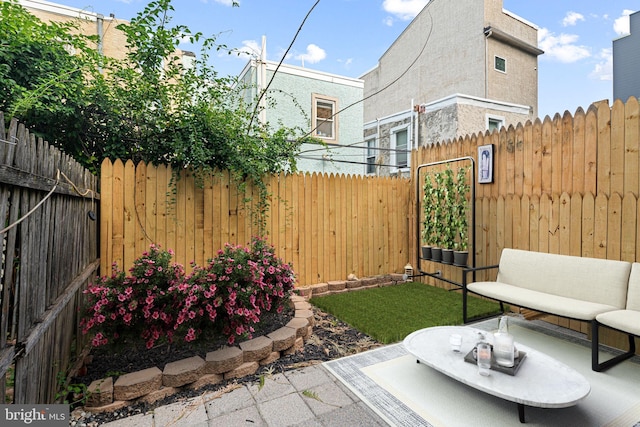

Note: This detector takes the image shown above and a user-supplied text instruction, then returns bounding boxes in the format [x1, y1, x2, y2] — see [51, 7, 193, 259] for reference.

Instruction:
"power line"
[296, 139, 411, 155]
[296, 155, 398, 168]
[247, 0, 321, 130]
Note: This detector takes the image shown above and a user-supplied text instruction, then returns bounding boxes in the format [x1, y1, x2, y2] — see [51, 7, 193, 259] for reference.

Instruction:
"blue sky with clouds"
[50, 0, 636, 118]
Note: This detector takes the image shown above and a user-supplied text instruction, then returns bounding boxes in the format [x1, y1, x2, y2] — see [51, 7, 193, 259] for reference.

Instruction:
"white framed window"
[366, 138, 377, 174]
[486, 114, 505, 132]
[312, 94, 338, 141]
[494, 55, 506, 73]
[391, 124, 410, 172]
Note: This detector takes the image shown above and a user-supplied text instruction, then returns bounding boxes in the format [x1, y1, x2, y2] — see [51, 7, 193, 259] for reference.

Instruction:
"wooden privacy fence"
[0, 114, 99, 403]
[100, 159, 411, 286]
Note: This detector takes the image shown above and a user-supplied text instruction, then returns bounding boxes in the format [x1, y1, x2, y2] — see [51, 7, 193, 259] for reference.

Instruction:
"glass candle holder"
[477, 343, 492, 376]
[449, 334, 462, 352]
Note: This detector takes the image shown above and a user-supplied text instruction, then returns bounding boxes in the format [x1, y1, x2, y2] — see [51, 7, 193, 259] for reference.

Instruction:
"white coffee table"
[403, 325, 590, 423]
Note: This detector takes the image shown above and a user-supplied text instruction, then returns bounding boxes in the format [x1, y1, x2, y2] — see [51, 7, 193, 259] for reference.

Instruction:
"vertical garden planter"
[431, 247, 442, 262]
[421, 165, 470, 267]
[421, 245, 432, 260]
[453, 250, 469, 267]
[441, 248, 454, 265]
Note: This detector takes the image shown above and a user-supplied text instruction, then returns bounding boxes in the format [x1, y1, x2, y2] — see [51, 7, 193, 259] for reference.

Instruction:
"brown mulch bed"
[72, 306, 382, 426]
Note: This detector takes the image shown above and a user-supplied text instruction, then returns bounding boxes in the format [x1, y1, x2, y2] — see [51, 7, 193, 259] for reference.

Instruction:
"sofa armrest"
[462, 264, 499, 287]
[461, 264, 500, 324]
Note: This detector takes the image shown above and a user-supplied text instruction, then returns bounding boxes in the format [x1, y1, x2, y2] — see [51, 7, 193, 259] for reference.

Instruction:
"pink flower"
[176, 313, 185, 325]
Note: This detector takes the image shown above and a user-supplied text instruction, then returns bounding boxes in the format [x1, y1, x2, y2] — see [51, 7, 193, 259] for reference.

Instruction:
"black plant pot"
[431, 247, 442, 262]
[453, 250, 469, 267]
[421, 246, 432, 260]
[441, 248, 454, 265]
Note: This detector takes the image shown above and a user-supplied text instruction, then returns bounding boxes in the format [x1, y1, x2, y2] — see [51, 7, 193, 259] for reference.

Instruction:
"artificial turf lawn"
[310, 282, 503, 344]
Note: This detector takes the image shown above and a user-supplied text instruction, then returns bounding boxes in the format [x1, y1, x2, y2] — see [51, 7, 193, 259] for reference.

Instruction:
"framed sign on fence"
[478, 144, 494, 184]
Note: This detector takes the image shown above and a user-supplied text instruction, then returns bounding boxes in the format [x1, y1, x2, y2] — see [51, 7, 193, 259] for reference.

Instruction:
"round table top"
[403, 325, 591, 408]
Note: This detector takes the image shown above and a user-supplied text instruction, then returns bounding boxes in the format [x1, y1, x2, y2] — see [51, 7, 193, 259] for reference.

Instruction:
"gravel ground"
[70, 306, 382, 426]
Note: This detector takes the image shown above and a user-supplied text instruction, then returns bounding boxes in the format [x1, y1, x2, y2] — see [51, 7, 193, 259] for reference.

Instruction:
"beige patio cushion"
[625, 263, 640, 311]
[595, 310, 640, 336]
[596, 263, 640, 336]
[467, 281, 620, 321]
[495, 249, 630, 309]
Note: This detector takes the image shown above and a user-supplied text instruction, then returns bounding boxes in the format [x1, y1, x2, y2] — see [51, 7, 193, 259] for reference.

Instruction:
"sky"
[54, 0, 638, 119]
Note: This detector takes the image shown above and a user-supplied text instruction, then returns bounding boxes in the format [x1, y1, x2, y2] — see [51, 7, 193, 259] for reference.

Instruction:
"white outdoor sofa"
[461, 248, 639, 371]
[593, 262, 640, 370]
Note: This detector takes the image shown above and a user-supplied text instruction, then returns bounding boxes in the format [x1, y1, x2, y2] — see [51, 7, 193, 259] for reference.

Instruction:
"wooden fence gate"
[0, 114, 99, 404]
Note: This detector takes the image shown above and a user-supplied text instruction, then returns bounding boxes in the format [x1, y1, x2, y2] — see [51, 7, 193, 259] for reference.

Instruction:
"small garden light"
[403, 263, 414, 281]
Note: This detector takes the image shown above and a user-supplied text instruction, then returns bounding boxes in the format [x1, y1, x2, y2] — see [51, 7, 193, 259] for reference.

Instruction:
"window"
[312, 94, 338, 140]
[391, 125, 410, 171]
[494, 55, 506, 73]
[366, 138, 377, 174]
[487, 115, 504, 132]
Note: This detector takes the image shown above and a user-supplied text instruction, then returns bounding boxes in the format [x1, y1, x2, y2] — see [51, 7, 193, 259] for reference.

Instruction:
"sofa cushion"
[626, 263, 640, 311]
[467, 281, 621, 320]
[596, 310, 640, 336]
[495, 249, 630, 310]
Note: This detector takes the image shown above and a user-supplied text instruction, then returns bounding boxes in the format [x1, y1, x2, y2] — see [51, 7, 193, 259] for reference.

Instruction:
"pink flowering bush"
[81, 245, 184, 349]
[211, 236, 295, 344]
[167, 262, 224, 343]
[82, 237, 295, 349]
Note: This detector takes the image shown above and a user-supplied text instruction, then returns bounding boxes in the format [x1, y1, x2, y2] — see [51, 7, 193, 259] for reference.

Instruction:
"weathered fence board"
[0, 113, 99, 404]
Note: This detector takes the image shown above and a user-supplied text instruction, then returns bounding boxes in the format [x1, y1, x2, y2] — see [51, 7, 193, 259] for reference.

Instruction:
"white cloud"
[233, 40, 262, 58]
[294, 44, 326, 65]
[538, 28, 591, 63]
[338, 58, 353, 69]
[589, 48, 613, 81]
[613, 10, 633, 36]
[382, 0, 429, 21]
[562, 11, 585, 27]
[212, 0, 238, 5]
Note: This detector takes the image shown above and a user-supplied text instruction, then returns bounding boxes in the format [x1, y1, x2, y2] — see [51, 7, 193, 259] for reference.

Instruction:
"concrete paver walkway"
[99, 363, 388, 427]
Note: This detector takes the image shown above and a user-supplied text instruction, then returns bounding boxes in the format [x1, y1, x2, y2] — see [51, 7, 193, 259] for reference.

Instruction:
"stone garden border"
[82, 273, 405, 412]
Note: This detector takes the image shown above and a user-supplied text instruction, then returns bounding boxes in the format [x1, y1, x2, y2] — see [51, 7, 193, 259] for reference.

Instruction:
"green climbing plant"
[1, 0, 316, 232]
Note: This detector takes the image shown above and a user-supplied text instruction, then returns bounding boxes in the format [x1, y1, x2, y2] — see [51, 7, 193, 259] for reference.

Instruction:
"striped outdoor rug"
[325, 317, 640, 427]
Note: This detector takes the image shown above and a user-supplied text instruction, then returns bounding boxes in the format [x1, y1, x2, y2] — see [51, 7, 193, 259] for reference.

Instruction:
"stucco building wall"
[239, 60, 365, 175]
[19, 0, 129, 61]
